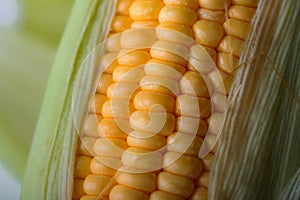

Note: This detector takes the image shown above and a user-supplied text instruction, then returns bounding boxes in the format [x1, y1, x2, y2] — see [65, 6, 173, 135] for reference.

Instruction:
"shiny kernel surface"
[167, 133, 203, 156]
[127, 130, 166, 150]
[176, 116, 207, 137]
[74, 156, 92, 179]
[109, 185, 149, 200]
[159, 6, 197, 27]
[118, 50, 151, 66]
[180, 71, 209, 97]
[98, 118, 129, 139]
[198, 0, 230, 10]
[120, 28, 157, 49]
[101, 99, 134, 119]
[117, 0, 134, 15]
[113, 66, 144, 83]
[129, 0, 164, 21]
[229, 5, 256, 22]
[223, 18, 250, 40]
[176, 95, 211, 118]
[90, 156, 121, 176]
[107, 82, 139, 100]
[217, 52, 239, 74]
[97, 74, 113, 94]
[218, 36, 244, 57]
[83, 175, 113, 196]
[190, 187, 208, 200]
[232, 0, 258, 7]
[111, 15, 132, 32]
[163, 0, 199, 9]
[198, 8, 225, 23]
[150, 191, 185, 200]
[94, 138, 128, 158]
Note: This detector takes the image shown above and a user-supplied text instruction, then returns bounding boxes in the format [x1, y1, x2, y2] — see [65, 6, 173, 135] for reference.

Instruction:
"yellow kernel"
[127, 130, 166, 150]
[140, 75, 181, 97]
[82, 115, 102, 137]
[198, 8, 225, 23]
[220, 71, 234, 95]
[88, 94, 107, 114]
[122, 147, 163, 171]
[201, 153, 214, 171]
[223, 18, 250, 40]
[131, 21, 159, 28]
[176, 95, 211, 119]
[99, 53, 119, 74]
[80, 195, 108, 200]
[188, 45, 216, 74]
[163, 152, 202, 179]
[116, 171, 156, 193]
[145, 59, 186, 80]
[120, 28, 157, 49]
[211, 92, 227, 113]
[111, 15, 132, 32]
[83, 175, 115, 196]
[118, 50, 151, 66]
[78, 137, 97, 157]
[150, 191, 184, 200]
[158, 171, 195, 198]
[198, 0, 230, 10]
[107, 82, 139, 100]
[229, 5, 256, 22]
[74, 156, 92, 179]
[201, 134, 217, 155]
[90, 156, 122, 176]
[163, 0, 199, 9]
[159, 6, 197, 27]
[190, 187, 208, 200]
[193, 19, 225, 48]
[176, 116, 207, 137]
[180, 71, 209, 97]
[112, 66, 144, 83]
[101, 99, 134, 119]
[217, 52, 239, 74]
[106, 33, 122, 53]
[205, 69, 226, 94]
[94, 138, 128, 158]
[207, 112, 225, 135]
[73, 179, 85, 199]
[232, 0, 258, 7]
[167, 133, 203, 156]
[218, 36, 244, 57]
[197, 172, 209, 188]
[150, 40, 189, 66]
[129, 0, 164, 21]
[110, 185, 149, 200]
[156, 23, 195, 47]
[96, 74, 113, 94]
[130, 111, 175, 136]
[98, 118, 129, 139]
[133, 90, 175, 113]
[117, 0, 134, 15]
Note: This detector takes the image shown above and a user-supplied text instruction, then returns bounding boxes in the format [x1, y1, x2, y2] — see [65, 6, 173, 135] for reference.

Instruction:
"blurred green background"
[0, 0, 73, 197]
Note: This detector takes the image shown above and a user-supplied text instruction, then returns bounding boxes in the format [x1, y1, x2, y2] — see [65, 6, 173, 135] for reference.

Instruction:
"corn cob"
[22, 0, 300, 200]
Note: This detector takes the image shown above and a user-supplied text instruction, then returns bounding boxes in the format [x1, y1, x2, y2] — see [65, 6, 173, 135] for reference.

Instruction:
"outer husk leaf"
[280, 168, 300, 200]
[21, 0, 116, 199]
[210, 0, 300, 199]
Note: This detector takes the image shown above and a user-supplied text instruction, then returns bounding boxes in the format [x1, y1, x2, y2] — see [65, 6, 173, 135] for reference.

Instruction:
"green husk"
[21, 0, 116, 199]
[210, 0, 300, 199]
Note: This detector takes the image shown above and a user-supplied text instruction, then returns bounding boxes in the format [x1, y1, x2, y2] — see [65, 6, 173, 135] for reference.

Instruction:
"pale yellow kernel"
[98, 118, 129, 139]
[106, 33, 122, 53]
[176, 95, 211, 119]
[140, 75, 181, 97]
[111, 15, 133, 33]
[117, 0, 134, 15]
[201, 134, 217, 154]
[127, 130, 166, 150]
[116, 171, 156, 193]
[197, 172, 209, 188]
[198, 8, 225, 23]
[198, 0, 230, 10]
[122, 147, 163, 171]
[220, 70, 234, 94]
[100, 53, 119, 74]
[167, 133, 203, 156]
[150, 40, 189, 66]
[101, 99, 134, 119]
[107, 82, 139, 100]
[156, 23, 195, 47]
[74, 156, 92, 179]
[217, 52, 239, 74]
[88, 94, 107, 114]
[90, 156, 122, 176]
[120, 28, 157, 49]
[158, 171, 195, 198]
[83, 175, 115, 196]
[145, 59, 186, 80]
[176, 116, 207, 137]
[229, 5, 256, 22]
[218, 36, 244, 57]
[223, 18, 250, 40]
[133, 90, 175, 113]
[82, 115, 102, 137]
[232, 0, 258, 7]
[150, 191, 184, 200]
[113, 66, 145, 83]
[131, 21, 159, 28]
[180, 71, 209, 97]
[205, 69, 226, 94]
[201, 153, 214, 171]
[80, 195, 108, 200]
[96, 74, 113, 95]
[190, 187, 208, 200]
[163, 0, 199, 9]
[129, 0, 164, 21]
[78, 137, 97, 157]
[211, 92, 227, 113]
[110, 185, 149, 200]
[73, 179, 85, 199]
[130, 111, 175, 136]
[118, 50, 151, 66]
[207, 112, 225, 136]
[94, 138, 128, 158]
[163, 151, 202, 179]
[193, 19, 225, 48]
[159, 6, 197, 26]
[203, 46, 217, 62]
